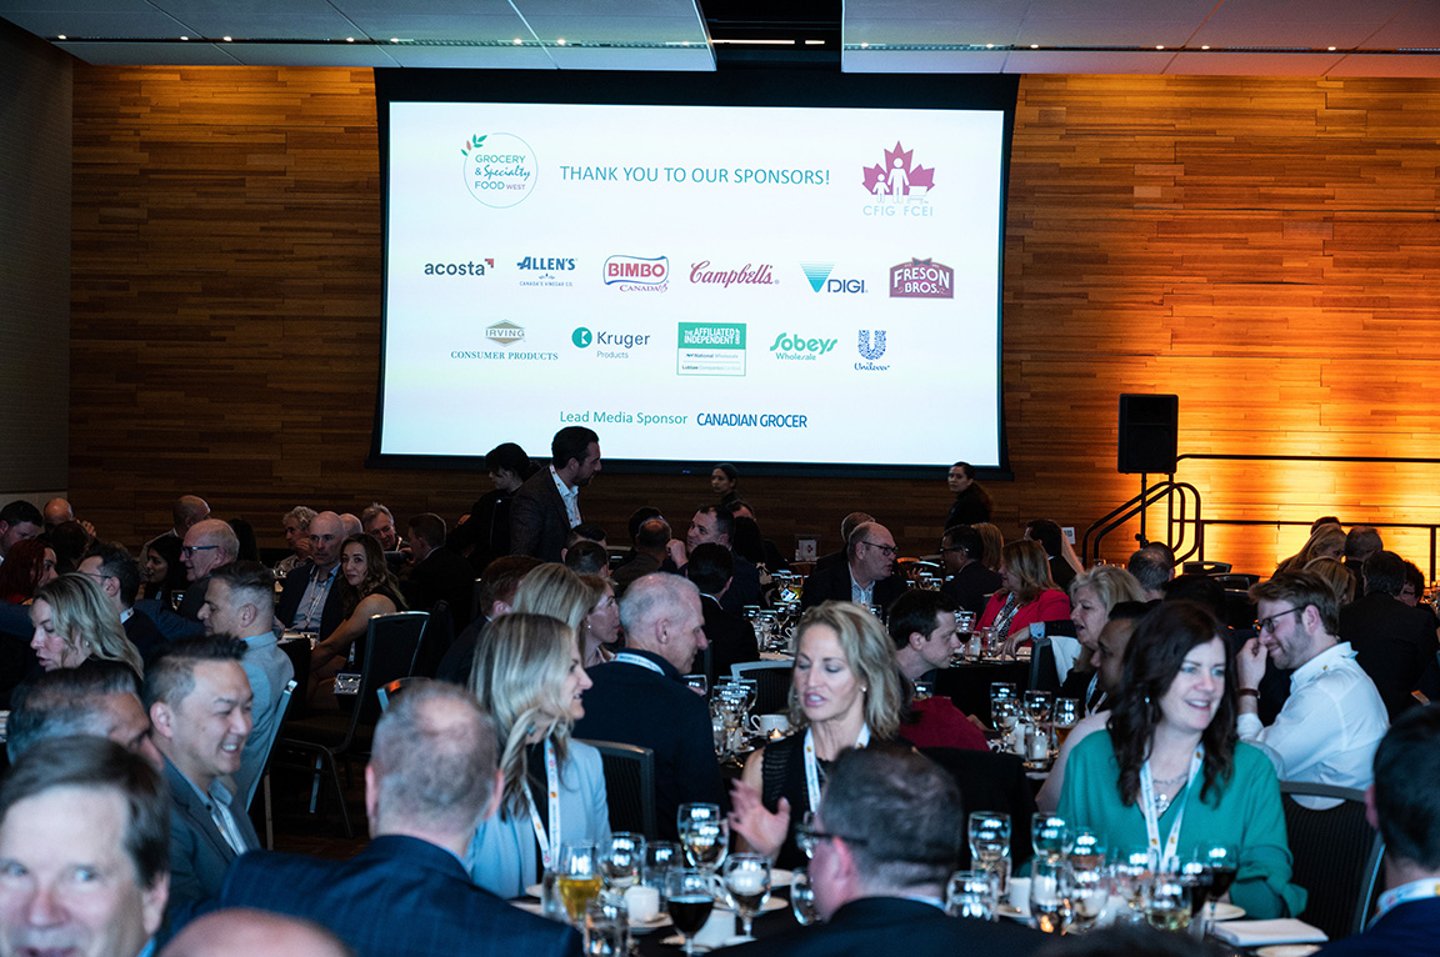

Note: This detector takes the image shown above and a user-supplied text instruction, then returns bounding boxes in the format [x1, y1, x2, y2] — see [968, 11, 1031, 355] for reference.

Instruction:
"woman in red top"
[979, 539, 1072, 652]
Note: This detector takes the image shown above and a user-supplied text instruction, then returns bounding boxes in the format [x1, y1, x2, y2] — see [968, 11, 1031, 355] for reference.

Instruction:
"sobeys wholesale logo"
[769, 332, 837, 361]
[461, 133, 537, 208]
[889, 258, 954, 299]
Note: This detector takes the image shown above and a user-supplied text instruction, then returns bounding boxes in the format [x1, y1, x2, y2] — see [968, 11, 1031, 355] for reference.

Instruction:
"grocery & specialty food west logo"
[461, 133, 537, 208]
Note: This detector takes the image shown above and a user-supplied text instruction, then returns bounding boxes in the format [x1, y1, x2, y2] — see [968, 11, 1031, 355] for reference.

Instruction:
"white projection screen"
[373, 71, 1017, 477]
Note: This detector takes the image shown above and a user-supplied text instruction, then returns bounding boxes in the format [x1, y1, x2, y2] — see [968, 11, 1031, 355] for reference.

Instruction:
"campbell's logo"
[800, 262, 867, 295]
[604, 255, 669, 292]
[689, 261, 776, 288]
[517, 256, 575, 271]
[889, 258, 954, 299]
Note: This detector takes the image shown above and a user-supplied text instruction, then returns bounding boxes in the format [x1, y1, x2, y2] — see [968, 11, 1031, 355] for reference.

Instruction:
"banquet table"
[932, 658, 1030, 725]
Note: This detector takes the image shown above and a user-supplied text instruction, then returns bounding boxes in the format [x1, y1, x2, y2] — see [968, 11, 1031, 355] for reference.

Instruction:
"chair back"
[246, 678, 298, 811]
[1280, 781, 1384, 940]
[578, 738, 658, 840]
[1027, 637, 1061, 692]
[348, 612, 430, 738]
[412, 599, 455, 678]
[921, 746, 1037, 873]
[730, 660, 793, 715]
[376, 676, 424, 712]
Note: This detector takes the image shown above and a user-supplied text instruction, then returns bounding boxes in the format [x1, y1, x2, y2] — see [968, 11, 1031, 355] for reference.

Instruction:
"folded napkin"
[1049, 635, 1082, 684]
[1211, 919, 1328, 946]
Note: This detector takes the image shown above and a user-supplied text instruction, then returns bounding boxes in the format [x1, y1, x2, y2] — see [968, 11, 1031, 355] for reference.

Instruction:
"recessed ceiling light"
[805, 39, 824, 46]
[390, 37, 399, 43]
[513, 37, 523, 45]
[222, 35, 232, 41]
[345, 37, 354, 42]
[180, 35, 189, 40]
[985, 43, 994, 49]
[1029, 43, 1038, 49]
[1327, 45, 1337, 51]
[57, 34, 66, 39]
[1155, 45, 1165, 50]
[1200, 44, 1210, 50]
[859, 41, 869, 48]
[556, 37, 566, 45]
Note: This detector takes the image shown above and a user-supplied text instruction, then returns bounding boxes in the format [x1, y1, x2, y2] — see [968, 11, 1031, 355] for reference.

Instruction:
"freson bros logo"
[889, 258, 954, 299]
[800, 262, 867, 295]
[604, 255, 669, 293]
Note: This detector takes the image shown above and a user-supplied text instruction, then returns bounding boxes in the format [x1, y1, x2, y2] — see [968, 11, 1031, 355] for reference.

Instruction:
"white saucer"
[1211, 902, 1247, 922]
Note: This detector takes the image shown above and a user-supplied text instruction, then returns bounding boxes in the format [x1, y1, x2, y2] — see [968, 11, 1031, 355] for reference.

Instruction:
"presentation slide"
[378, 92, 1007, 470]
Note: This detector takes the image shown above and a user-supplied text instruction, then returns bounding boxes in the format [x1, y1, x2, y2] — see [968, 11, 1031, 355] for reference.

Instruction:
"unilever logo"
[799, 262, 866, 295]
[862, 142, 935, 198]
[460, 133, 537, 208]
[856, 329, 891, 372]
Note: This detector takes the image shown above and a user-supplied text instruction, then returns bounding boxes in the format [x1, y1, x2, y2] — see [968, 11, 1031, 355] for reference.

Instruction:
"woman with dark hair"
[978, 539, 1072, 652]
[0, 538, 58, 604]
[310, 533, 407, 699]
[140, 535, 188, 606]
[944, 460, 992, 528]
[1058, 601, 1305, 919]
[451, 441, 536, 570]
[711, 462, 740, 507]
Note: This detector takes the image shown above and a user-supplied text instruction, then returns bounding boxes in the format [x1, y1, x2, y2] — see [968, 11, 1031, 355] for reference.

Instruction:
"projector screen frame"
[370, 68, 1017, 481]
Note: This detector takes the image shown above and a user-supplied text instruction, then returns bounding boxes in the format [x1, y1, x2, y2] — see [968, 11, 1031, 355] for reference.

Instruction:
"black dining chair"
[579, 738, 658, 841]
[1280, 781, 1384, 940]
[729, 660, 793, 715]
[921, 746, 1037, 873]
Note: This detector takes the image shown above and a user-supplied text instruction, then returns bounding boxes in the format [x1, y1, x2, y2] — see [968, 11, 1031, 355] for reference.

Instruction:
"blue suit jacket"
[217, 834, 581, 957]
[1317, 899, 1440, 957]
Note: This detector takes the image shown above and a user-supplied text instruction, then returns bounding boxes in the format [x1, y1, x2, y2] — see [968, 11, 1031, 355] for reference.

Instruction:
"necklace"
[1151, 770, 1190, 815]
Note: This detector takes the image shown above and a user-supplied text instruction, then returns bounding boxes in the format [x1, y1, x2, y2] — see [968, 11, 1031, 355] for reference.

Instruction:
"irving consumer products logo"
[890, 258, 954, 299]
[604, 255, 669, 292]
[799, 262, 867, 295]
[486, 322, 525, 345]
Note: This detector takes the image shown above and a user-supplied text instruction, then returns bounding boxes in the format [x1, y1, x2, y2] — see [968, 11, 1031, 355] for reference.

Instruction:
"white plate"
[1256, 946, 1320, 957]
[770, 868, 794, 888]
[1211, 902, 1246, 921]
[510, 899, 545, 916]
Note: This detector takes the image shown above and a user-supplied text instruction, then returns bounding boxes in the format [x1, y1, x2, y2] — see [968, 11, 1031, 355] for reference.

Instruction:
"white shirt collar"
[1290, 640, 1356, 691]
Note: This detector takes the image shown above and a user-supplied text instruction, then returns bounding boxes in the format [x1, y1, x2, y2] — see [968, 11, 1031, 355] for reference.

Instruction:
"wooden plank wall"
[68, 69, 1440, 575]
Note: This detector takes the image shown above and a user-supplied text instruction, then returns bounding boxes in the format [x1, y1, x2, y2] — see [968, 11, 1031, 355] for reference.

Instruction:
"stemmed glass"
[722, 853, 772, 939]
[1032, 815, 1074, 861]
[967, 811, 1012, 896]
[790, 868, 819, 926]
[557, 842, 603, 924]
[664, 868, 716, 956]
[677, 803, 729, 872]
[946, 869, 998, 920]
[989, 681, 1017, 722]
[1023, 689, 1055, 725]
[1145, 869, 1192, 932]
[794, 810, 819, 860]
[1111, 846, 1155, 923]
[602, 832, 646, 890]
[1196, 842, 1238, 925]
[1029, 857, 1075, 935]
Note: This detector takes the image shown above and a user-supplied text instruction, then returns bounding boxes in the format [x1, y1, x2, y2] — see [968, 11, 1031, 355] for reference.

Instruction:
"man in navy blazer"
[215, 680, 581, 957]
[1317, 705, 1440, 957]
[720, 745, 1043, 956]
[800, 522, 907, 613]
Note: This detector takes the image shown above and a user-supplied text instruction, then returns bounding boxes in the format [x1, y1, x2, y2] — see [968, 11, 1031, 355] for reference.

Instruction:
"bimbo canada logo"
[460, 133, 537, 208]
[890, 258, 954, 299]
[604, 255, 669, 293]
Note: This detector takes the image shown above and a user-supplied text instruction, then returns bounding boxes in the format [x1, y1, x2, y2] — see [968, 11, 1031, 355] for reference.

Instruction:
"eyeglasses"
[860, 541, 899, 558]
[795, 823, 868, 849]
[181, 544, 219, 558]
[1254, 606, 1304, 633]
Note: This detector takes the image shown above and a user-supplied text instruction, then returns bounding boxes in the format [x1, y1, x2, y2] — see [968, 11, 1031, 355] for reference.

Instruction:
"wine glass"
[989, 681, 1017, 721]
[1023, 689, 1054, 725]
[1111, 846, 1155, 923]
[1068, 854, 1110, 932]
[602, 832, 646, 890]
[946, 869, 998, 920]
[677, 803, 728, 871]
[790, 868, 819, 926]
[557, 842, 603, 924]
[1029, 857, 1075, 935]
[722, 853, 771, 939]
[967, 811, 1012, 896]
[1196, 842, 1238, 925]
[643, 841, 681, 914]
[664, 868, 716, 956]
[1069, 826, 1106, 869]
[795, 810, 819, 860]
[1145, 870, 1192, 932]
[1032, 815, 1073, 861]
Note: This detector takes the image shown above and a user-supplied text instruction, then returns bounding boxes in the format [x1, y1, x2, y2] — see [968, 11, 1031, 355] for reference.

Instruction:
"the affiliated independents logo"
[461, 132, 537, 208]
[889, 258, 954, 299]
[861, 141, 935, 218]
[769, 331, 838, 361]
[855, 329, 891, 372]
[424, 257, 493, 277]
[517, 255, 576, 288]
[799, 262, 867, 295]
[572, 326, 651, 359]
[678, 322, 746, 377]
[604, 255, 669, 292]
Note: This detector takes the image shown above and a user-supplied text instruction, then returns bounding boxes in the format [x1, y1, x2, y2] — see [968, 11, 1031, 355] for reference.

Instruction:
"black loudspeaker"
[1118, 393, 1178, 474]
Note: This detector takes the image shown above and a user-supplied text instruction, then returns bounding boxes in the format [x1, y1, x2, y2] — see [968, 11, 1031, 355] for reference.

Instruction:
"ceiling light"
[1155, 45, 1164, 50]
[1200, 44, 1210, 50]
[805, 39, 824, 46]
[346, 37, 354, 42]
[57, 34, 66, 39]
[1328, 45, 1337, 51]
[390, 37, 399, 43]
[712, 38, 795, 45]
[859, 41, 869, 48]
[1029, 43, 1038, 49]
[985, 43, 994, 49]
[222, 35, 232, 41]
[513, 37, 523, 45]
[556, 37, 566, 45]
[180, 35, 189, 40]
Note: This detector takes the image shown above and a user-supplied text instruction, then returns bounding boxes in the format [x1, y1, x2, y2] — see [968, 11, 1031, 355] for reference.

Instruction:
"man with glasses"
[719, 745, 1042, 955]
[1238, 571, 1388, 807]
[800, 522, 906, 612]
[177, 519, 239, 620]
[79, 540, 166, 661]
[938, 524, 1002, 617]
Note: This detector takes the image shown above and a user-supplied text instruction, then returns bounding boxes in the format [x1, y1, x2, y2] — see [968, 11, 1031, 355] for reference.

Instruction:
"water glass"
[1023, 689, 1055, 725]
[602, 832, 646, 889]
[722, 853, 771, 938]
[946, 869, 998, 920]
[677, 803, 728, 871]
[790, 868, 819, 926]
[1032, 815, 1073, 861]
[967, 811, 1012, 895]
[1029, 857, 1075, 935]
[1145, 873, 1192, 932]
[1069, 856, 1111, 932]
[643, 841, 681, 913]
[583, 894, 628, 955]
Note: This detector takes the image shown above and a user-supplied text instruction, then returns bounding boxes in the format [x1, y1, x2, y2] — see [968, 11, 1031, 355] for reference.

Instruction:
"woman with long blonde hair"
[30, 574, 143, 676]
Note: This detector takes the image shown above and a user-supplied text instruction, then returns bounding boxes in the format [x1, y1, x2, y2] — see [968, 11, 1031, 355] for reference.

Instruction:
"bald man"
[159, 909, 352, 957]
[276, 510, 348, 640]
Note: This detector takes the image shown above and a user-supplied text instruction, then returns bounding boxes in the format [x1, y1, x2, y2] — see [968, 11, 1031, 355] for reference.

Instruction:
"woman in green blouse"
[1058, 601, 1306, 919]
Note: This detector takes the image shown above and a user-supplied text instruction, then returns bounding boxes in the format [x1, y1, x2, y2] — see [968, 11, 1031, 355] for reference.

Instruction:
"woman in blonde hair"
[512, 563, 597, 634]
[972, 522, 1005, 572]
[1275, 523, 1346, 576]
[465, 613, 610, 898]
[980, 539, 1072, 652]
[1304, 555, 1357, 606]
[30, 573, 143, 676]
[728, 600, 904, 867]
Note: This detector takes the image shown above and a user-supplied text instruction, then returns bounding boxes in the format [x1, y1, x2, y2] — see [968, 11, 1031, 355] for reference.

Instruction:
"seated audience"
[273, 505, 316, 578]
[611, 516, 671, 595]
[434, 555, 540, 685]
[668, 505, 763, 612]
[812, 512, 876, 573]
[801, 522, 907, 612]
[198, 561, 297, 806]
[578, 573, 621, 668]
[1238, 571, 1388, 805]
[0, 736, 170, 957]
[573, 573, 723, 840]
[6, 658, 161, 766]
[403, 512, 477, 630]
[1398, 559, 1427, 609]
[1064, 564, 1147, 710]
[177, 519, 240, 620]
[887, 590, 988, 752]
[944, 461, 993, 527]
[159, 908, 351, 957]
[980, 540, 1072, 652]
[1344, 525, 1383, 591]
[142, 533, 190, 605]
[144, 636, 259, 919]
[1316, 704, 1440, 957]
[938, 524, 1002, 617]
[0, 537, 57, 604]
[972, 522, 1005, 572]
[466, 613, 610, 898]
[563, 539, 610, 578]
[719, 745, 1043, 956]
[309, 533, 406, 702]
[687, 542, 759, 686]
[30, 573, 144, 675]
[1058, 601, 1306, 919]
[1275, 522, 1347, 575]
[170, 495, 212, 539]
[276, 510, 346, 639]
[215, 679, 582, 956]
[1127, 543, 1174, 601]
[1305, 555, 1357, 606]
[360, 501, 402, 552]
[48, 520, 94, 574]
[727, 501, 788, 572]
[1339, 550, 1438, 720]
[79, 540, 166, 661]
[730, 601, 904, 868]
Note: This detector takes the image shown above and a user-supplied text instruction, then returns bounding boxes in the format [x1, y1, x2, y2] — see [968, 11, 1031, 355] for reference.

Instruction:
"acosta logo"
[605, 255, 669, 290]
[799, 262, 867, 294]
[769, 332, 837, 361]
[424, 258, 493, 277]
[690, 261, 776, 288]
[517, 256, 576, 271]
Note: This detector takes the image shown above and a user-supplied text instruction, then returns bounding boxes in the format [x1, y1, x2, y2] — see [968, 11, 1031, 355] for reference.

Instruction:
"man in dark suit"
[611, 517, 670, 596]
[276, 510, 347, 640]
[510, 426, 601, 562]
[403, 512, 478, 631]
[667, 505, 762, 612]
[687, 543, 759, 686]
[938, 524, 1002, 617]
[215, 680, 581, 957]
[719, 745, 1044, 956]
[573, 572, 725, 840]
[1316, 705, 1440, 957]
[811, 511, 874, 573]
[435, 555, 540, 685]
[1338, 550, 1438, 720]
[79, 540, 167, 661]
[144, 636, 260, 921]
[1025, 519, 1076, 591]
[801, 522, 907, 612]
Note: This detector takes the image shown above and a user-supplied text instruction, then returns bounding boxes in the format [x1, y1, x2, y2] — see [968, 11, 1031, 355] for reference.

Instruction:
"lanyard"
[1374, 879, 1440, 925]
[803, 725, 871, 812]
[525, 738, 562, 871]
[613, 651, 666, 676]
[1138, 746, 1203, 869]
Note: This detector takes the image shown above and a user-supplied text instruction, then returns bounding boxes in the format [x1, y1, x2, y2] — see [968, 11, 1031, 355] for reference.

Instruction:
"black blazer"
[509, 468, 570, 562]
[1339, 592, 1438, 719]
[799, 560, 907, 612]
[717, 897, 1045, 957]
[276, 562, 347, 641]
[701, 594, 759, 685]
[940, 562, 1003, 617]
[402, 546, 477, 631]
